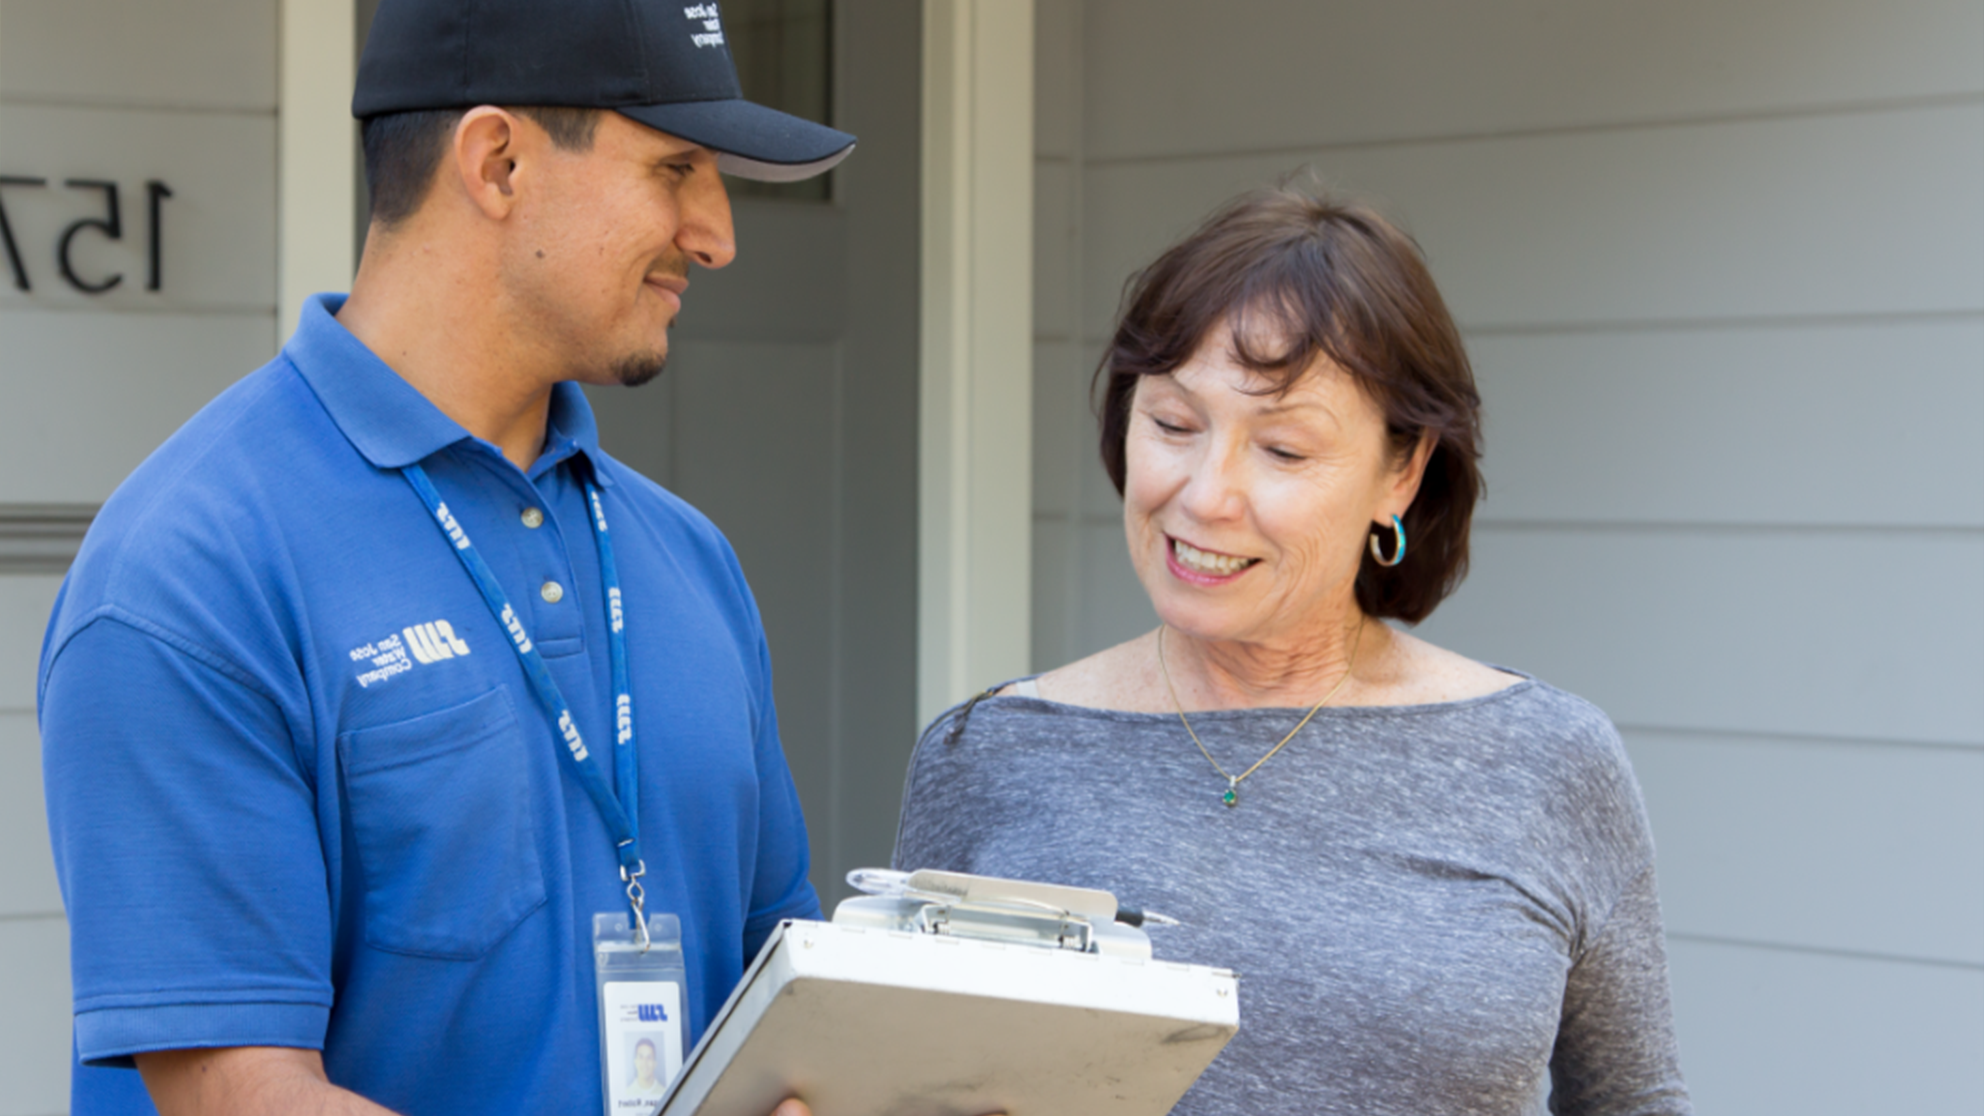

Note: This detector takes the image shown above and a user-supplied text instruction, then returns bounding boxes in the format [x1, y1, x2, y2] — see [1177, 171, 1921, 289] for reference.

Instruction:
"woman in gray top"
[894, 186, 1692, 1115]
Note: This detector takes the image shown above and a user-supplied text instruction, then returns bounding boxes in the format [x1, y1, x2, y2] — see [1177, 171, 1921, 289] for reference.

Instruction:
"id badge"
[594, 912, 687, 1116]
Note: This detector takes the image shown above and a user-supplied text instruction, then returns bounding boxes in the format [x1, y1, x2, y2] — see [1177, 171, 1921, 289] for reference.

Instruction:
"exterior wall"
[579, 1, 927, 908]
[0, 3, 282, 1111]
[1029, 1, 1984, 1111]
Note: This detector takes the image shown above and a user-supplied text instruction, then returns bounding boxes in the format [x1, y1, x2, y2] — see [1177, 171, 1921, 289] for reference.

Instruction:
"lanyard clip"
[620, 859, 650, 952]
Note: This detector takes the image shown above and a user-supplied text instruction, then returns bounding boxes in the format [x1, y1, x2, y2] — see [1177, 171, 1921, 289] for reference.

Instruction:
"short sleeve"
[1550, 862, 1694, 1115]
[738, 601, 820, 960]
[40, 615, 334, 1065]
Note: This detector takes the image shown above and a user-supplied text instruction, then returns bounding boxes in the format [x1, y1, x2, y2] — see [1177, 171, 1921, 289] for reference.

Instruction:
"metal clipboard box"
[652, 870, 1239, 1116]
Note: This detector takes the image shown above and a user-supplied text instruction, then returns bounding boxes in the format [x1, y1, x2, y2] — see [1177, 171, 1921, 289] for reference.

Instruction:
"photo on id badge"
[604, 981, 682, 1111]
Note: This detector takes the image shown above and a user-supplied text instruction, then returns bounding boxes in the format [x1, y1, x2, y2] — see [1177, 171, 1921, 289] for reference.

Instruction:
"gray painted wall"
[1028, 1, 1984, 1111]
[583, 0, 924, 911]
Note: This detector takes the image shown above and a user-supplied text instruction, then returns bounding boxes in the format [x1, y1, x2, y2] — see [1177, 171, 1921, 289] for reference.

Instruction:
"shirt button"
[540, 580, 564, 604]
[520, 507, 545, 529]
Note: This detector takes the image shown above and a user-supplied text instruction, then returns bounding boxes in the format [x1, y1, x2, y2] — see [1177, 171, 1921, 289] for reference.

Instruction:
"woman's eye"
[1265, 446, 1306, 462]
[1152, 417, 1191, 435]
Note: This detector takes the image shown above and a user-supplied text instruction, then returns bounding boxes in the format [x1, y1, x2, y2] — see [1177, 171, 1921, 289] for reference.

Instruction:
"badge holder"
[594, 912, 686, 1116]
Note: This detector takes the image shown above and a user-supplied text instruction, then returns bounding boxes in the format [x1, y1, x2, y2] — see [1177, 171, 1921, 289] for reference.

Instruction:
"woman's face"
[1123, 329, 1426, 648]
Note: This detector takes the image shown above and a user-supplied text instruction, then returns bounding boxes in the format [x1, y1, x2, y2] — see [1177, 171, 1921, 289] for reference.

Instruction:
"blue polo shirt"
[39, 294, 820, 1114]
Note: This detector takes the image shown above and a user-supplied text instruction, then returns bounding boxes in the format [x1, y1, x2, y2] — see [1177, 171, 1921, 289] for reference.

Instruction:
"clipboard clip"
[836, 869, 1154, 959]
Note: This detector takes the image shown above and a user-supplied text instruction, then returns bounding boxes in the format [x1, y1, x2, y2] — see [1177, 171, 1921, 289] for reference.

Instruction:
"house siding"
[1029, 1, 1984, 1110]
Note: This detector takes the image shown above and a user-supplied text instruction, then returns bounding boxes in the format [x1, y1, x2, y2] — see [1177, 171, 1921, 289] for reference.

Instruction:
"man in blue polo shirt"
[38, 1, 855, 1113]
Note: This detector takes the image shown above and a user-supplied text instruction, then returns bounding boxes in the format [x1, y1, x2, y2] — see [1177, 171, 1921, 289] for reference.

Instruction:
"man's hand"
[135, 1047, 402, 1116]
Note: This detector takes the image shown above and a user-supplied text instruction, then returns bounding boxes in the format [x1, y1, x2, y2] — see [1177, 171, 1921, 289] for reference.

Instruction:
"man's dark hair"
[1096, 182, 1485, 625]
[360, 106, 604, 227]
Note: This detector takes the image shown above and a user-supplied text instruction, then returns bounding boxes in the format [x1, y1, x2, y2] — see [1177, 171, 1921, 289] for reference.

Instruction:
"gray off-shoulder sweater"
[892, 676, 1692, 1116]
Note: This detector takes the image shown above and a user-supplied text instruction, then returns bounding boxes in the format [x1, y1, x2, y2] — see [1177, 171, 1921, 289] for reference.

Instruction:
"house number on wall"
[0, 176, 173, 293]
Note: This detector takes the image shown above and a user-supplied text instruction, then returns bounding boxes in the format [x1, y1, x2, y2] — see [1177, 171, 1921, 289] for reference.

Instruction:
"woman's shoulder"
[994, 631, 1175, 712]
[1349, 632, 1638, 794]
[1354, 629, 1525, 707]
[1442, 669, 1644, 813]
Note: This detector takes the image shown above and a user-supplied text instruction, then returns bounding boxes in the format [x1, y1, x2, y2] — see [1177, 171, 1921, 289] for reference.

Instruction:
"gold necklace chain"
[1157, 618, 1365, 809]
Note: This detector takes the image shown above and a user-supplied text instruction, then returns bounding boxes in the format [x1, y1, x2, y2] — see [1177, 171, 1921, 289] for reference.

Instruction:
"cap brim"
[618, 99, 855, 183]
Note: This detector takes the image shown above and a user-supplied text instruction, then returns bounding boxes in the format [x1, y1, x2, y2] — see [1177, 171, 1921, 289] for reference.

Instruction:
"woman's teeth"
[1173, 538, 1255, 576]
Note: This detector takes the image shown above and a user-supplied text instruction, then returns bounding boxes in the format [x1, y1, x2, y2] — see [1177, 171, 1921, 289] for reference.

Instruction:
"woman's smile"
[1166, 535, 1259, 583]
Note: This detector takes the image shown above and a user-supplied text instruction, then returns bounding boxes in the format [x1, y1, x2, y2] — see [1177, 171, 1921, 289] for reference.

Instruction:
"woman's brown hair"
[1097, 184, 1483, 624]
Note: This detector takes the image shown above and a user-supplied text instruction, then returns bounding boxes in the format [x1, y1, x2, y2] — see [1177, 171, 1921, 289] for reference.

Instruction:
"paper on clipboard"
[653, 872, 1239, 1116]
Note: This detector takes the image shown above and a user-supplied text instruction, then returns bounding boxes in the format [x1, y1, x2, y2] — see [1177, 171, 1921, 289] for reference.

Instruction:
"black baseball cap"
[353, 0, 855, 182]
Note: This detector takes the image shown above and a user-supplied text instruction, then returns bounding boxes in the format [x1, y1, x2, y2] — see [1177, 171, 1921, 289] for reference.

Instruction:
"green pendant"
[1222, 783, 1239, 808]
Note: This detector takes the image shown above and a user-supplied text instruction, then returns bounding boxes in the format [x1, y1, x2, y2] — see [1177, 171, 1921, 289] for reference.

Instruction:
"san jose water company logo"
[349, 619, 471, 688]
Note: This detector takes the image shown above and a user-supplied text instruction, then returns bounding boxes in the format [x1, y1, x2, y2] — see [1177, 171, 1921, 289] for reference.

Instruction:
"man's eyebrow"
[648, 144, 711, 165]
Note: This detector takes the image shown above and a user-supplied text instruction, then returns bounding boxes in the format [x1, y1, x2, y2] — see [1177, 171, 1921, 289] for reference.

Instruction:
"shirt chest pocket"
[338, 687, 548, 960]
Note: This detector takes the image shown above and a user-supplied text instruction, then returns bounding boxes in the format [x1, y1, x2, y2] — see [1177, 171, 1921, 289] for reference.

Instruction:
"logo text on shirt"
[405, 620, 471, 664]
[350, 619, 471, 687]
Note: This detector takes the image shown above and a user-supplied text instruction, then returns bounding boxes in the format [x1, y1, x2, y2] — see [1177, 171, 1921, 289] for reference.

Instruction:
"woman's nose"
[1176, 446, 1245, 522]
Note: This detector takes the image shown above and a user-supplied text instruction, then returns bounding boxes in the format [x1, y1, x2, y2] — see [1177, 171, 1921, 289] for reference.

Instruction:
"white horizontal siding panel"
[1074, 341, 1120, 518]
[1081, 103, 1984, 338]
[0, 713, 58, 919]
[1413, 528, 1984, 747]
[1034, 159, 1075, 340]
[0, 104, 276, 313]
[0, 309, 274, 506]
[0, 915, 69, 1116]
[0, 0, 276, 110]
[1666, 937, 1984, 1115]
[1076, 517, 1154, 660]
[1083, 0, 1984, 159]
[1469, 318, 1984, 529]
[1031, 514, 1070, 673]
[0, 575, 60, 712]
[1032, 340, 1081, 519]
[1631, 730, 1984, 965]
[1033, 0, 1079, 160]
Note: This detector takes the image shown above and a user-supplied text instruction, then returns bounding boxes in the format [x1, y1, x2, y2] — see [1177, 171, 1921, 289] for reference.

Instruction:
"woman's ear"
[1380, 431, 1437, 523]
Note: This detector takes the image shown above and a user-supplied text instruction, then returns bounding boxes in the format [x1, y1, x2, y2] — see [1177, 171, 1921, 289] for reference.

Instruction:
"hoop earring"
[1369, 515, 1406, 567]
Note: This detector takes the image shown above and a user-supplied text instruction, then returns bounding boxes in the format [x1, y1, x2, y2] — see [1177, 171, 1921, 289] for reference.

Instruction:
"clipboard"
[652, 870, 1240, 1116]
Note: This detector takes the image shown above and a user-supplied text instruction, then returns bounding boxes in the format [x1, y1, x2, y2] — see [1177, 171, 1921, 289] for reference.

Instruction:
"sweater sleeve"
[1550, 862, 1694, 1115]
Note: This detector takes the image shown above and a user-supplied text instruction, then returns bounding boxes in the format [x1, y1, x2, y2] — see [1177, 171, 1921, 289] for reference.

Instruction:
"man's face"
[502, 111, 736, 387]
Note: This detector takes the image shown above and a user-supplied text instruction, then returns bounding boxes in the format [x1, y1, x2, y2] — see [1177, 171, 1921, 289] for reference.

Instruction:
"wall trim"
[0, 505, 95, 574]
[279, 0, 357, 340]
[918, 0, 1034, 725]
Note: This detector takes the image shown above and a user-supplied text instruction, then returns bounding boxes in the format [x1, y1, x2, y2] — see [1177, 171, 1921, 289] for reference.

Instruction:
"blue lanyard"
[402, 462, 650, 933]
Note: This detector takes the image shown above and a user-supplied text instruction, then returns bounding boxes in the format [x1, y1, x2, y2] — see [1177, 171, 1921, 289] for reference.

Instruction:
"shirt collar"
[537, 377, 614, 486]
[285, 293, 612, 485]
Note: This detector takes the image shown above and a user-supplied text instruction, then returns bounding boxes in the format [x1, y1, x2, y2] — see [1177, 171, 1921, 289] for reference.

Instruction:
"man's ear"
[451, 107, 525, 220]
[1380, 430, 1438, 523]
